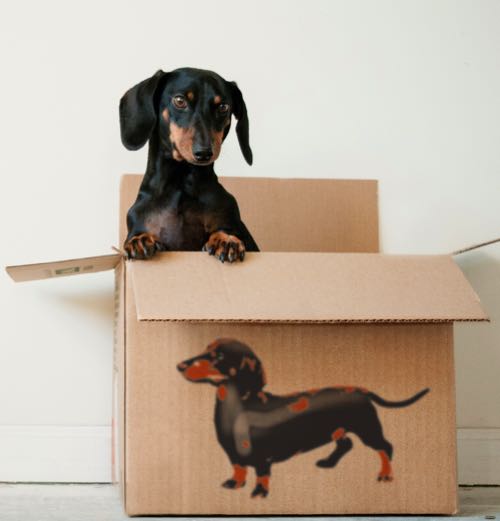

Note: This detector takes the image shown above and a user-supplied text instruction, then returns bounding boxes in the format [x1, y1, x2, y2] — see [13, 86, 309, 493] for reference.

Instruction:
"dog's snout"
[193, 146, 213, 162]
[177, 362, 188, 372]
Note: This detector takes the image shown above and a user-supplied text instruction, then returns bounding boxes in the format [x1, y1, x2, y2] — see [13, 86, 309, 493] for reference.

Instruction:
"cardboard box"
[6, 175, 487, 516]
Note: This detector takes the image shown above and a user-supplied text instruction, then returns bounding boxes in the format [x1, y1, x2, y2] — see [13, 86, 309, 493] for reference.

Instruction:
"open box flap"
[128, 252, 488, 323]
[5, 254, 122, 282]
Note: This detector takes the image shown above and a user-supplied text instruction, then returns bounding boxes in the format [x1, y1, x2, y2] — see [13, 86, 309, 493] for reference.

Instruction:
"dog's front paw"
[222, 478, 246, 489]
[203, 231, 245, 263]
[124, 233, 162, 260]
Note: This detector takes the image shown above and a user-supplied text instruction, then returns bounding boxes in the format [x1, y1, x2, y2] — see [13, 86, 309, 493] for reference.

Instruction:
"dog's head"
[177, 338, 266, 395]
[119, 68, 252, 166]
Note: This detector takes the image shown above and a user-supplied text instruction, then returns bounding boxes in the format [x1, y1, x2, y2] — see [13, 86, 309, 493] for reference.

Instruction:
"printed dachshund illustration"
[177, 338, 430, 498]
[120, 67, 259, 262]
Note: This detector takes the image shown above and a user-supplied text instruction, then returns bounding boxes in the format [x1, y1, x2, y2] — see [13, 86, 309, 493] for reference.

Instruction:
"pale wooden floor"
[0, 484, 498, 520]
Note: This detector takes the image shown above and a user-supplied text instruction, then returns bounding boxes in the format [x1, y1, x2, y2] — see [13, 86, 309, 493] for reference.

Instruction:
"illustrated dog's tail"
[367, 388, 430, 408]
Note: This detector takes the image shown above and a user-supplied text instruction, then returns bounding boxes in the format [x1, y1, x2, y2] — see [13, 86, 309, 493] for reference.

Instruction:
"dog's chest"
[144, 196, 207, 251]
[215, 387, 244, 450]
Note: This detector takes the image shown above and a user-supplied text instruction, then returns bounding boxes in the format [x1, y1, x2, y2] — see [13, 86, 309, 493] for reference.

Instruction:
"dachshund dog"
[119, 68, 259, 262]
[177, 338, 430, 498]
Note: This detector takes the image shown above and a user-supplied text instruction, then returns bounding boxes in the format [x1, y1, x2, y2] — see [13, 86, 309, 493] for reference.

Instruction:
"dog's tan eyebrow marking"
[186, 91, 194, 101]
[214, 95, 222, 104]
[162, 108, 169, 122]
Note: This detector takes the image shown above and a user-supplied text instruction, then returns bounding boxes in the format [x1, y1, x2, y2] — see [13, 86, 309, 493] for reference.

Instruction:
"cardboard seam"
[136, 318, 487, 324]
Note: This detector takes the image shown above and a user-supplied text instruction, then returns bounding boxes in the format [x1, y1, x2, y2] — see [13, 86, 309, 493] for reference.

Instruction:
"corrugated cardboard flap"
[128, 252, 488, 323]
[5, 254, 121, 282]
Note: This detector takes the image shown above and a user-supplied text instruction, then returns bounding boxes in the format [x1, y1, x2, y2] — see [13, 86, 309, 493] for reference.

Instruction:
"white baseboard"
[458, 428, 500, 485]
[0, 426, 497, 484]
[0, 426, 111, 483]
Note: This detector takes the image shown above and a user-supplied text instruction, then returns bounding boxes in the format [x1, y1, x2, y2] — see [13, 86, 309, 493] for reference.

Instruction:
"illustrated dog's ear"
[119, 69, 168, 151]
[237, 354, 265, 394]
[229, 81, 253, 165]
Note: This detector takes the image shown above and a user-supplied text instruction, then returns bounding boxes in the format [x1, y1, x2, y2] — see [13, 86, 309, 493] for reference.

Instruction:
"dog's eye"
[173, 95, 188, 109]
[217, 103, 230, 114]
[218, 353, 224, 360]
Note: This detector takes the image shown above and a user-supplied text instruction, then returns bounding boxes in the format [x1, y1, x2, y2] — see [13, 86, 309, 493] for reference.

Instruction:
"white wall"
[1, 0, 499, 483]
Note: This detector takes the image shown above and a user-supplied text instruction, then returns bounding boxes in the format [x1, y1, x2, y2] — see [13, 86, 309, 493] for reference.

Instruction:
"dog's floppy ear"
[237, 354, 265, 394]
[229, 81, 253, 165]
[119, 69, 168, 151]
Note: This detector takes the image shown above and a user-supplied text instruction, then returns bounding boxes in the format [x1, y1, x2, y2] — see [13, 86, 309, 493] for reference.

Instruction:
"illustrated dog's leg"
[222, 463, 247, 489]
[356, 412, 394, 481]
[316, 427, 353, 468]
[376, 448, 393, 481]
[251, 462, 271, 498]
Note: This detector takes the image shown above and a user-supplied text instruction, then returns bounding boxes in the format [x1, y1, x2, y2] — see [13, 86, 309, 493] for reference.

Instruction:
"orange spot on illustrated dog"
[232, 464, 247, 487]
[240, 356, 257, 371]
[242, 439, 250, 449]
[378, 450, 393, 480]
[308, 388, 321, 395]
[206, 339, 220, 352]
[217, 385, 227, 401]
[184, 359, 223, 382]
[256, 475, 270, 490]
[169, 122, 195, 162]
[288, 396, 310, 413]
[332, 427, 346, 441]
[344, 386, 356, 393]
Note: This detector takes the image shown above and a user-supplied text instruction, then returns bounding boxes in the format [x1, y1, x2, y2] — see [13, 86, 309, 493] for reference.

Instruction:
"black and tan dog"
[120, 68, 259, 261]
[177, 338, 430, 498]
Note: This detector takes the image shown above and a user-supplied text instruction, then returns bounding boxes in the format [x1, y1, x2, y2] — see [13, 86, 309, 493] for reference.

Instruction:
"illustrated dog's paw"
[222, 478, 245, 489]
[377, 474, 393, 482]
[203, 231, 245, 263]
[124, 233, 162, 260]
[251, 483, 269, 498]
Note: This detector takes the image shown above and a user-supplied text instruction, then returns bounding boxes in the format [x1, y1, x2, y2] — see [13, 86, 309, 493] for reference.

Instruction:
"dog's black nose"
[193, 147, 213, 162]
